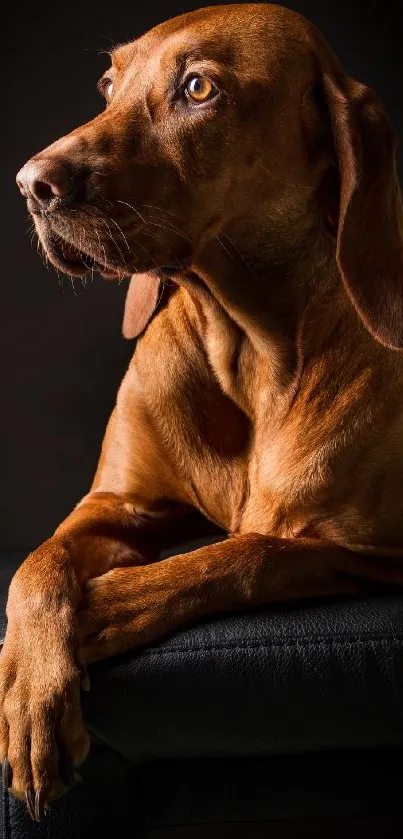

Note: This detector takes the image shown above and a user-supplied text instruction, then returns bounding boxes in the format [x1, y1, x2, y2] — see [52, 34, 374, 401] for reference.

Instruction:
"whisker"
[107, 216, 131, 253]
[113, 199, 190, 242]
[86, 209, 129, 266]
[216, 236, 237, 263]
[93, 213, 127, 260]
[144, 215, 190, 239]
[140, 203, 185, 222]
[129, 235, 170, 274]
[93, 224, 108, 272]
[258, 161, 312, 192]
[144, 219, 191, 242]
[221, 233, 259, 280]
[116, 199, 146, 223]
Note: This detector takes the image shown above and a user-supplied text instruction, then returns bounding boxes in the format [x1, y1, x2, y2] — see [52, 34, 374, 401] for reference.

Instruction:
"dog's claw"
[35, 788, 47, 821]
[25, 787, 47, 822]
[25, 788, 36, 821]
[1, 757, 12, 789]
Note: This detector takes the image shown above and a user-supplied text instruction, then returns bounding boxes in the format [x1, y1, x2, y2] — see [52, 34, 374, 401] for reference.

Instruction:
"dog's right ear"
[122, 273, 163, 339]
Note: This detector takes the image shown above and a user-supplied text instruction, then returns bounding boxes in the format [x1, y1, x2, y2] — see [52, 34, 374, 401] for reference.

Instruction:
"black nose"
[16, 159, 76, 210]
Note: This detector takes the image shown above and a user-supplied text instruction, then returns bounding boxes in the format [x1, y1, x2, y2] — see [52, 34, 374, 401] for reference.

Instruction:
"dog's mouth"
[34, 208, 193, 282]
[42, 230, 126, 280]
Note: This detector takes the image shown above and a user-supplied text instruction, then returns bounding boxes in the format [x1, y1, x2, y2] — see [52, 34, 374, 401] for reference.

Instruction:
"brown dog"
[2, 1, 403, 821]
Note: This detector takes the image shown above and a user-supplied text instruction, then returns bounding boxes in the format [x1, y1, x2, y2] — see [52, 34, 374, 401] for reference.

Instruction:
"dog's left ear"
[122, 273, 162, 339]
[320, 70, 403, 349]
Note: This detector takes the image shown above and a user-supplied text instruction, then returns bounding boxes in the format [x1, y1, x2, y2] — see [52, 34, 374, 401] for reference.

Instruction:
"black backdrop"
[1, 0, 402, 550]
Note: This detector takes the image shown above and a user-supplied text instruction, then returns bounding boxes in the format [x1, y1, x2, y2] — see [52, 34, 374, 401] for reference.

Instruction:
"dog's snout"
[16, 159, 76, 210]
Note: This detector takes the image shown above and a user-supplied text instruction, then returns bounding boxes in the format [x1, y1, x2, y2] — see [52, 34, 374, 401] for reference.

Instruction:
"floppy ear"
[321, 71, 403, 348]
[122, 273, 163, 339]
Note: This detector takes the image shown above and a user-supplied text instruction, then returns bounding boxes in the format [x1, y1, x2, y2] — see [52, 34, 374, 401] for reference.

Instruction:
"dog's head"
[16, 3, 403, 346]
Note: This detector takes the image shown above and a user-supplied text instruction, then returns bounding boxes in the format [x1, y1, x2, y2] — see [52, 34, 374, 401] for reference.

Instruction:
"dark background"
[1, 1, 402, 551]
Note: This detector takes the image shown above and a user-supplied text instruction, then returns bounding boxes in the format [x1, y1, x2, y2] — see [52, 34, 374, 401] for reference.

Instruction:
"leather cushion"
[83, 590, 403, 762]
[2, 546, 403, 763]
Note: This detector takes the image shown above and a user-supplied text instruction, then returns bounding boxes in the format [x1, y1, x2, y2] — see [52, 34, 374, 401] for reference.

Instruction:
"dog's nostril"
[30, 167, 74, 205]
[34, 180, 58, 203]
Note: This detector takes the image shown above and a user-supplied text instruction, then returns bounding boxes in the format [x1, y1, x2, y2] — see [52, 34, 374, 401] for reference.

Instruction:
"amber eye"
[185, 76, 217, 103]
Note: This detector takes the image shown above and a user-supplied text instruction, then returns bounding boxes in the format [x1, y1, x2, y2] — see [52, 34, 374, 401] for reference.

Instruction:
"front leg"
[79, 533, 403, 663]
[0, 491, 184, 818]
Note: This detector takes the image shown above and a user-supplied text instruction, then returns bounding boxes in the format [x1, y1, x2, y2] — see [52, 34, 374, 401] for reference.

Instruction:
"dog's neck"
[179, 223, 386, 421]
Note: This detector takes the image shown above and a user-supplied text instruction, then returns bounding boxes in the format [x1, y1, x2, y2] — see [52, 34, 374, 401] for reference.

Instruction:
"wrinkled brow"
[111, 42, 139, 70]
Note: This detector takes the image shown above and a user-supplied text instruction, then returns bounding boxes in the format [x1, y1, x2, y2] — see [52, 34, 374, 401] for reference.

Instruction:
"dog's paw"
[0, 580, 90, 820]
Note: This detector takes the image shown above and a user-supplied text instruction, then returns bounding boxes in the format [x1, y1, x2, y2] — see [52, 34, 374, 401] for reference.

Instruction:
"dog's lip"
[43, 231, 125, 279]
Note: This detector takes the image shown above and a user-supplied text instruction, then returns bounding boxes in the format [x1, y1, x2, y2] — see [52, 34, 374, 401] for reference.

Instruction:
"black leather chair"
[1, 540, 403, 838]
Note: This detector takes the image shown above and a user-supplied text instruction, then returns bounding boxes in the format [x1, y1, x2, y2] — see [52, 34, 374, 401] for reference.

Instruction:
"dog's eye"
[98, 76, 114, 102]
[105, 81, 114, 100]
[103, 80, 114, 102]
[185, 76, 217, 103]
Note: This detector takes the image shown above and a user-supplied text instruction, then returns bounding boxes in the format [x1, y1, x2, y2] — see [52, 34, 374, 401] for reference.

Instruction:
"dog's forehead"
[112, 3, 313, 77]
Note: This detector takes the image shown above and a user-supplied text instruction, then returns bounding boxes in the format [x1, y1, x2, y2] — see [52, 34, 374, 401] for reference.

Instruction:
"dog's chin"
[41, 231, 127, 280]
